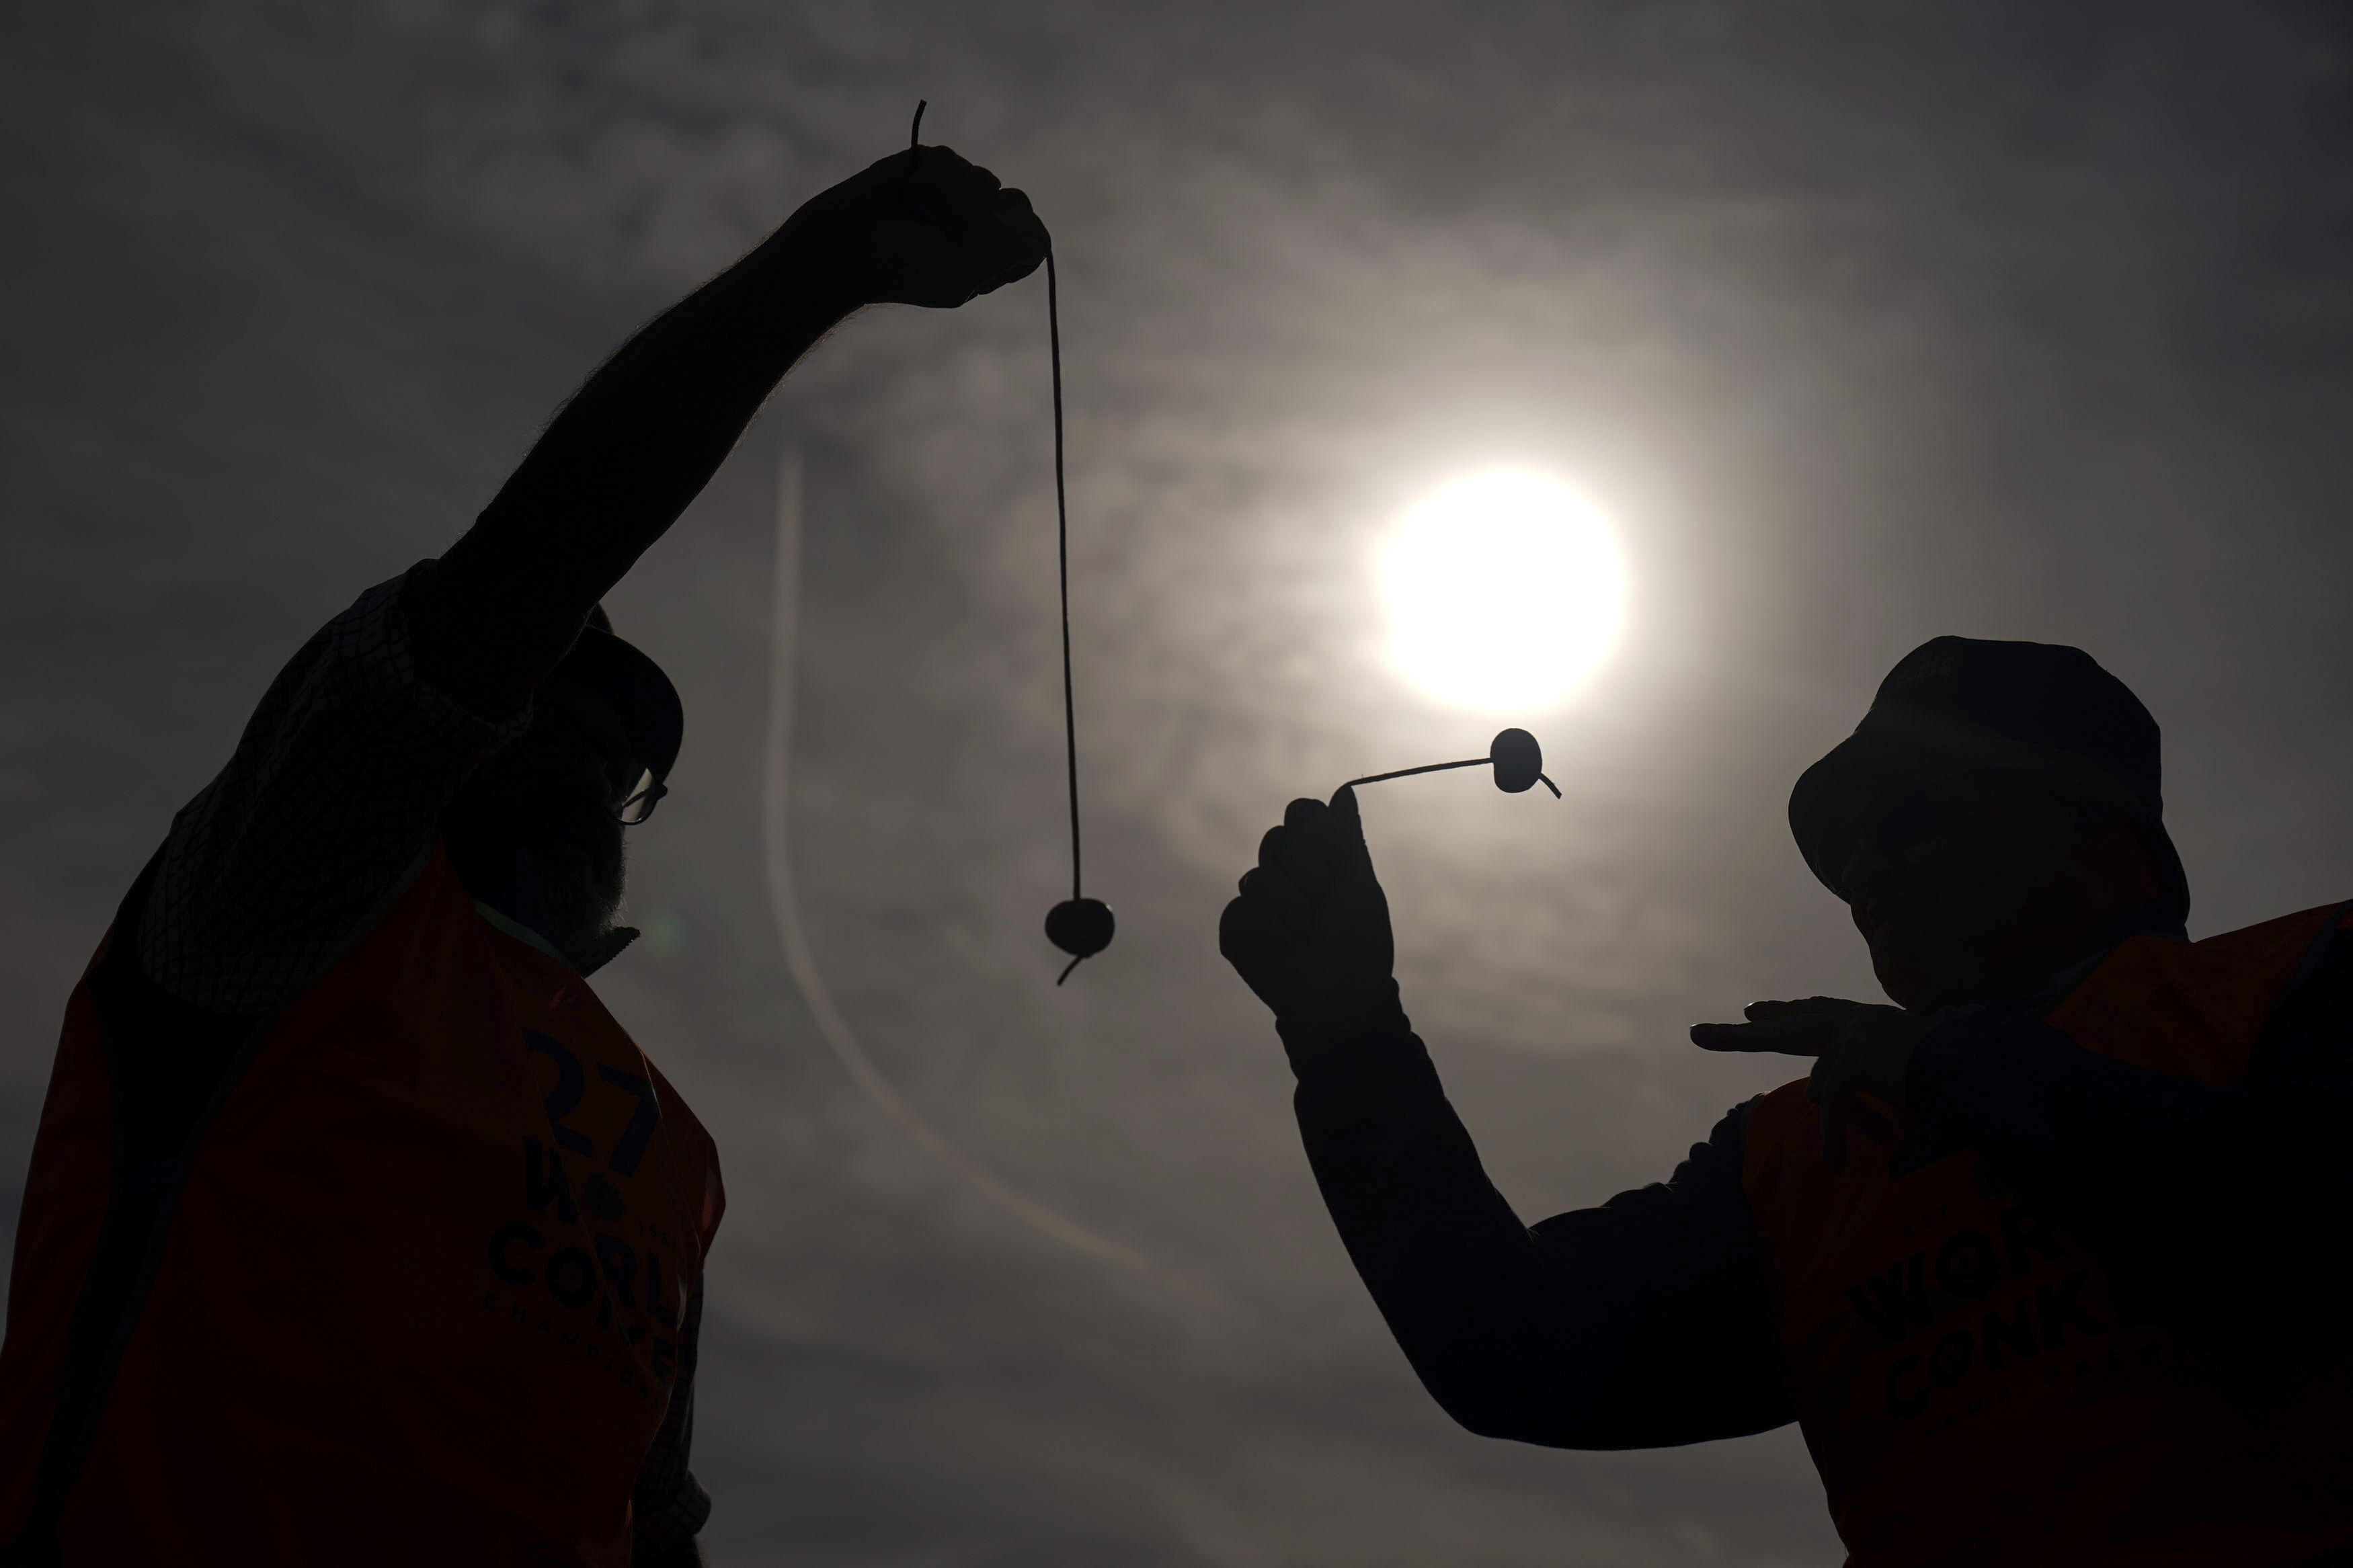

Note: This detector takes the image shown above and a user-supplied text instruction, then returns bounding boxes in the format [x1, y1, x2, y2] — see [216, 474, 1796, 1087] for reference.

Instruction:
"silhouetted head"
[442, 608, 682, 973]
[1790, 638, 2188, 1012]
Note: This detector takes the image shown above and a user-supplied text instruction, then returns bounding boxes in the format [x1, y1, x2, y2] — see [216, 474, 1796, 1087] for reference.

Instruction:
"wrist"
[1275, 981, 1412, 1075]
[720, 211, 861, 322]
[756, 209, 877, 317]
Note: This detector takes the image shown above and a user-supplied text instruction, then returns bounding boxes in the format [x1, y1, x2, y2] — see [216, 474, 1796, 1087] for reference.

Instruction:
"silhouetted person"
[0, 146, 1046, 1566]
[1223, 638, 2353, 1564]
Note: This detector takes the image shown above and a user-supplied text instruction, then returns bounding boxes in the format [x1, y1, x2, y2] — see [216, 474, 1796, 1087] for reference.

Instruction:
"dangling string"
[1046, 249, 1092, 985]
[908, 103, 1107, 981]
[763, 445, 1213, 1307]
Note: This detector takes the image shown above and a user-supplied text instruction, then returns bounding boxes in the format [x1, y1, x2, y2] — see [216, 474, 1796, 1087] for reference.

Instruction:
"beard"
[442, 723, 630, 970]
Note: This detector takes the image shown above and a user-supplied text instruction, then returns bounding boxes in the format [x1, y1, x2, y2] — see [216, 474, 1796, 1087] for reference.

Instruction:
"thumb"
[1324, 784, 1378, 880]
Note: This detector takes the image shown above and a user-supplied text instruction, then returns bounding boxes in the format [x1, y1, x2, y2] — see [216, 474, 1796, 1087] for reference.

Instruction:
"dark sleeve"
[136, 575, 528, 1017]
[1293, 1032, 1792, 1449]
[404, 216, 860, 722]
[141, 214, 862, 1016]
[631, 1276, 713, 1564]
[1906, 924, 2353, 1390]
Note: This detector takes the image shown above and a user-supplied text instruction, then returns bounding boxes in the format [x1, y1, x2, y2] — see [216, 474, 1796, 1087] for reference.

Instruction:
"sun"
[1381, 471, 1626, 712]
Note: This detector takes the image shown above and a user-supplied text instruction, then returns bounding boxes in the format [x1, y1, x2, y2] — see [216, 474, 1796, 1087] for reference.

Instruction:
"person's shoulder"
[2245, 901, 2353, 1085]
[2051, 901, 2353, 1084]
[136, 565, 522, 1016]
[2198, 899, 2353, 1033]
[2190, 900, 2352, 964]
[1640, 1090, 1806, 1212]
[1741, 1080, 1814, 1138]
[1734, 1080, 1835, 1212]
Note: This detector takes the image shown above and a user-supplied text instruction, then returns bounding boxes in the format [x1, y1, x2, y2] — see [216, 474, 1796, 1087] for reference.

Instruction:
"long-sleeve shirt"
[1295, 1036, 1790, 1448]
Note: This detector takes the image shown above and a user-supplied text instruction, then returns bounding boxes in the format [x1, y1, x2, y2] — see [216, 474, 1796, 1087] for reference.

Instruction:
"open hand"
[1692, 997, 1936, 1168]
[1220, 787, 1408, 1068]
[796, 145, 1049, 309]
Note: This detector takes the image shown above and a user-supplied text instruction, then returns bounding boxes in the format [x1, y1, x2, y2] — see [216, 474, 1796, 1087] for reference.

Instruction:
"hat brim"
[545, 628, 683, 786]
[1787, 730, 1944, 901]
[1788, 725, 2189, 928]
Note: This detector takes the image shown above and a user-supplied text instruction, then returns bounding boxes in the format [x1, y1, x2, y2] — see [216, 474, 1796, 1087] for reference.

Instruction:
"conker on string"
[1344, 729, 1556, 796]
[1045, 897, 1115, 959]
[1489, 728, 1544, 794]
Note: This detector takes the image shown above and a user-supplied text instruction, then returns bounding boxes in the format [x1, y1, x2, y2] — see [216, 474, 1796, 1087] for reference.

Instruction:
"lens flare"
[1382, 472, 1626, 712]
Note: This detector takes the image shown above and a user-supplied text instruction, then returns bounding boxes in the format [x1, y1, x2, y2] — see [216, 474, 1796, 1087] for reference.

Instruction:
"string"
[1344, 757, 1487, 789]
[910, 100, 1091, 979]
[763, 444, 1215, 1307]
[908, 99, 1086, 970]
[1049, 249, 1086, 948]
[1344, 757, 1565, 796]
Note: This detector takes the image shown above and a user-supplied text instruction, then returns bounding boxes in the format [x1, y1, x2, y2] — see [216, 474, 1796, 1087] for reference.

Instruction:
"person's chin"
[1868, 937, 1965, 1012]
[515, 847, 624, 954]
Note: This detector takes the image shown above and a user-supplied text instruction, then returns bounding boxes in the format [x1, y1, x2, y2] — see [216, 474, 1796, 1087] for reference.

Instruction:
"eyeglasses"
[616, 766, 669, 826]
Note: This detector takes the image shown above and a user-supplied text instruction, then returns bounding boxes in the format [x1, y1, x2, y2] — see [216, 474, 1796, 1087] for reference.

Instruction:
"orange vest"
[0, 845, 723, 1565]
[1745, 903, 2353, 1567]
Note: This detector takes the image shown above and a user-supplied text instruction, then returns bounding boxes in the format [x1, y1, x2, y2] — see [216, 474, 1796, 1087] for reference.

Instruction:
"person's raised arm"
[136, 147, 1044, 1018]
[409, 145, 1049, 718]
[1220, 791, 1791, 1447]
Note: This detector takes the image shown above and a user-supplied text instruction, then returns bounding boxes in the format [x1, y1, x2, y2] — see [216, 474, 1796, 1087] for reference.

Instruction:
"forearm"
[413, 213, 863, 716]
[1295, 1032, 1568, 1440]
[1295, 1034, 1788, 1448]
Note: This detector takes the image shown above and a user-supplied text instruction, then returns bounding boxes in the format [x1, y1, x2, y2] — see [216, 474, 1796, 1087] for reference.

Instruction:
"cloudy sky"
[6, 3, 2353, 1563]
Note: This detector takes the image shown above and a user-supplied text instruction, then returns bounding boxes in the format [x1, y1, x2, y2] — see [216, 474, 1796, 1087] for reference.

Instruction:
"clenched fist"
[1220, 787, 1410, 1070]
[793, 144, 1050, 310]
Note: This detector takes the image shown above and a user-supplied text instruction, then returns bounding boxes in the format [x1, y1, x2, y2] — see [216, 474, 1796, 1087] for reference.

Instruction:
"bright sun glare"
[1382, 471, 1627, 712]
